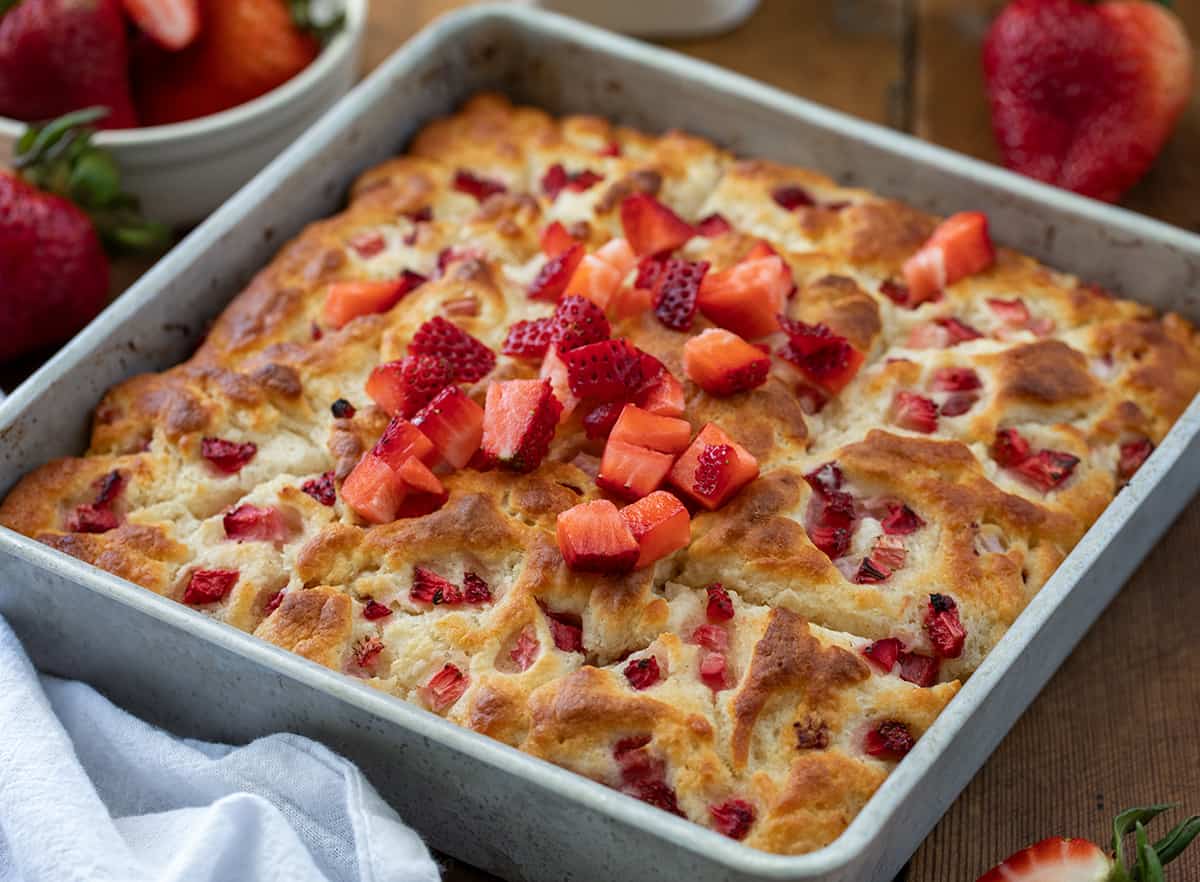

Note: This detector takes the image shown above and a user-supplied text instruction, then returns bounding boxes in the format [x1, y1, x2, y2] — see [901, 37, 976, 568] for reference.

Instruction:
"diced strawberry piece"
[706, 584, 735, 622]
[771, 185, 815, 210]
[362, 599, 392, 620]
[594, 238, 637, 279]
[610, 405, 692, 454]
[411, 566, 462, 605]
[619, 490, 690, 569]
[862, 637, 903, 673]
[987, 297, 1031, 325]
[624, 656, 661, 690]
[582, 401, 625, 440]
[891, 391, 939, 434]
[806, 489, 856, 560]
[529, 243, 587, 302]
[634, 370, 686, 418]
[365, 355, 455, 419]
[397, 457, 444, 497]
[620, 194, 694, 256]
[322, 275, 425, 329]
[424, 663, 469, 712]
[634, 256, 665, 292]
[341, 453, 407, 524]
[699, 651, 728, 691]
[502, 318, 553, 360]
[480, 379, 562, 472]
[540, 346, 580, 420]
[122, 0, 200, 50]
[684, 328, 771, 397]
[669, 423, 759, 511]
[412, 385, 484, 469]
[941, 392, 979, 417]
[991, 428, 1032, 468]
[410, 317, 496, 383]
[906, 322, 953, 349]
[597, 440, 674, 501]
[544, 609, 585, 653]
[201, 437, 256, 474]
[697, 256, 790, 339]
[348, 231, 386, 259]
[930, 367, 982, 392]
[924, 594, 966, 659]
[353, 636, 385, 669]
[804, 462, 844, 494]
[372, 418, 436, 470]
[709, 799, 755, 840]
[453, 170, 506, 202]
[691, 623, 729, 652]
[696, 213, 732, 237]
[540, 163, 603, 199]
[940, 317, 984, 344]
[650, 259, 708, 331]
[563, 339, 645, 402]
[556, 499, 640, 574]
[1118, 438, 1154, 481]
[223, 504, 289, 543]
[902, 211, 995, 302]
[777, 318, 865, 393]
[91, 470, 126, 506]
[879, 279, 914, 307]
[865, 720, 916, 760]
[873, 533, 907, 569]
[540, 221, 578, 258]
[898, 651, 940, 687]
[462, 572, 492, 604]
[1013, 449, 1080, 491]
[549, 295, 611, 351]
[880, 502, 924, 535]
[598, 141, 622, 157]
[183, 569, 238, 605]
[854, 556, 892, 584]
[607, 283, 654, 322]
[509, 627, 540, 671]
[263, 590, 284, 616]
[67, 504, 119, 534]
[567, 253, 624, 310]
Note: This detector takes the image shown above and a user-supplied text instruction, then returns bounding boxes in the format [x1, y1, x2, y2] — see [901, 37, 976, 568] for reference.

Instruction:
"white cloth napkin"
[0, 616, 441, 882]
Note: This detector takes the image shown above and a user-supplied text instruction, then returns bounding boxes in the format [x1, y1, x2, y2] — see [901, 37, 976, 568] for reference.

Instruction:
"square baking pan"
[2, 6, 1199, 882]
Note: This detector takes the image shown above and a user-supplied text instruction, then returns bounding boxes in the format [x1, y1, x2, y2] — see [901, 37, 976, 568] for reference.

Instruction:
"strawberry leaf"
[288, 0, 345, 45]
[1135, 821, 1165, 882]
[1151, 814, 1200, 868]
[1114, 805, 1175, 872]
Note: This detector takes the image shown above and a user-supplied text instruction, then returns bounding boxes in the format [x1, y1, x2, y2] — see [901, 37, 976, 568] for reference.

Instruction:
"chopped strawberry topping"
[634, 369, 686, 418]
[263, 590, 284, 616]
[862, 637, 903, 673]
[684, 328, 771, 397]
[709, 799, 755, 840]
[541, 163, 603, 199]
[805, 462, 844, 494]
[624, 656, 661, 690]
[201, 437, 257, 474]
[1118, 438, 1154, 481]
[540, 221, 578, 258]
[939, 317, 984, 344]
[699, 651, 728, 691]
[691, 623, 729, 652]
[331, 398, 357, 419]
[341, 454, 407, 524]
[424, 663, 468, 712]
[583, 401, 625, 440]
[777, 317, 865, 393]
[853, 556, 892, 584]
[987, 297, 1031, 326]
[502, 318, 553, 359]
[322, 275, 426, 329]
[348, 231, 385, 259]
[694, 444, 733, 498]
[696, 213, 732, 236]
[462, 572, 493, 604]
[614, 739, 685, 816]
[597, 439, 674, 500]
[539, 346, 579, 420]
[545, 609, 585, 653]
[563, 339, 649, 402]
[902, 211, 994, 302]
[619, 490, 691, 569]
[183, 569, 238, 605]
[991, 428, 1032, 467]
[924, 593, 966, 659]
[669, 423, 760, 511]
[1013, 449, 1080, 492]
[372, 418, 436, 470]
[566, 254, 624, 310]
[411, 567, 462, 606]
[930, 367, 982, 392]
[880, 279, 921, 308]
[353, 636, 385, 669]
[652, 259, 709, 331]
[620, 193, 694, 256]
[67, 505, 119, 534]
[529, 243, 586, 302]
[453, 170, 506, 202]
[396, 456, 444, 497]
[480, 379, 562, 472]
[410, 317, 496, 383]
[804, 467, 856, 560]
[365, 354, 454, 419]
[697, 256, 790, 339]
[556, 499, 640, 574]
[898, 651, 940, 687]
[509, 627, 540, 671]
[610, 405, 692, 454]
[412, 385, 485, 469]
[938, 392, 979, 417]
[880, 502, 924, 535]
[891, 391, 939, 433]
[223, 504, 290, 543]
[363, 599, 392, 620]
[870, 534, 907, 570]
[599, 141, 621, 157]
[865, 720, 916, 760]
[634, 256, 665, 292]
[706, 584, 735, 622]
[771, 185, 815, 210]
[548, 294, 611, 351]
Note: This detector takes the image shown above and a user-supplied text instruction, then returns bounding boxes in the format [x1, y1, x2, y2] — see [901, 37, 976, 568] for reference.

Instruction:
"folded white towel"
[0, 616, 440, 882]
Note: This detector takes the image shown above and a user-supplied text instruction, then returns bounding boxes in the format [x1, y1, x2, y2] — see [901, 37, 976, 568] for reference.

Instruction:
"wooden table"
[16, 2, 1197, 880]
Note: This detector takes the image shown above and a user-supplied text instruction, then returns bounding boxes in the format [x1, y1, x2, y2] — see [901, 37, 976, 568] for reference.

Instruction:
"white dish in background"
[517, 0, 759, 37]
[0, 0, 367, 229]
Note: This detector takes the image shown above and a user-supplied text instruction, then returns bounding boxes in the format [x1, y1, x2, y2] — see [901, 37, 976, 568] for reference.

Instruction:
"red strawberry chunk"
[223, 504, 290, 543]
[991, 428, 1032, 468]
[870, 534, 907, 571]
[548, 294, 611, 351]
[462, 572, 493, 604]
[634, 256, 665, 292]
[201, 438, 257, 474]
[349, 231, 386, 259]
[372, 418, 436, 470]
[902, 211, 994, 302]
[924, 593, 966, 659]
[91, 470, 126, 507]
[696, 213, 732, 236]
[613, 738, 685, 816]
[699, 651, 728, 691]
[898, 651, 940, 687]
[183, 569, 238, 605]
[583, 401, 625, 440]
[363, 599, 392, 620]
[684, 328, 771, 397]
[880, 502, 924, 535]
[620, 193, 694, 256]
[540, 346, 579, 420]
[930, 367, 982, 392]
[624, 656, 661, 690]
[598, 440, 674, 500]
[67, 505, 119, 534]
[709, 799, 756, 840]
[396, 456, 445, 497]
[502, 318, 553, 359]
[529, 243, 586, 302]
[480, 379, 562, 472]
[322, 276, 426, 329]
[412, 385, 485, 469]
[540, 221, 579, 258]
[619, 490, 691, 570]
[599, 141, 622, 158]
[610, 405, 692, 454]
[1118, 438, 1153, 481]
[556, 499, 640, 574]
[691, 623, 729, 652]
[804, 462, 844, 494]
[879, 279, 915, 307]
[545, 609, 585, 653]
[777, 318, 865, 393]
[987, 297, 1031, 326]
[697, 256, 790, 339]
[938, 317, 984, 344]
[424, 663, 468, 712]
[411, 567, 462, 606]
[341, 453, 407, 524]
[938, 392, 979, 417]
[652, 259, 709, 331]
[1013, 449, 1080, 491]
[410, 317, 496, 383]
[771, 185, 815, 210]
[862, 637, 903, 673]
[706, 584, 735, 622]
[354, 636, 385, 669]
[853, 556, 892, 584]
[865, 720, 916, 760]
[634, 370, 686, 418]
[263, 590, 284, 616]
[365, 354, 455, 419]
[563, 339, 647, 402]
[669, 423, 760, 511]
[541, 163, 604, 199]
[694, 445, 733, 498]
[891, 391, 939, 433]
[509, 627, 540, 671]
[453, 170, 506, 202]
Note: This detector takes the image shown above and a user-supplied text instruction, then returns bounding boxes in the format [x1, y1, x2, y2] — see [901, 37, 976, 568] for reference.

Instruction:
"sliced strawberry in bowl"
[709, 799, 755, 840]
[880, 502, 924, 535]
[609, 405, 692, 454]
[684, 328, 771, 397]
[890, 391, 939, 434]
[301, 472, 337, 507]
[697, 255, 790, 339]
[529, 243, 586, 302]
[597, 440, 675, 501]
[480, 379, 562, 472]
[771, 185, 815, 210]
[902, 211, 995, 303]
[777, 317, 865, 393]
[566, 254, 624, 310]
[669, 423, 759, 511]
[698, 651, 728, 691]
[556, 499, 640, 574]
[898, 652, 940, 687]
[410, 317, 496, 383]
[540, 346, 580, 420]
[652, 258, 709, 331]
[123, 0, 199, 50]
[620, 193, 694, 256]
[412, 385, 484, 469]
[365, 354, 454, 419]
[706, 584, 735, 621]
[619, 490, 690, 569]
[987, 297, 1031, 326]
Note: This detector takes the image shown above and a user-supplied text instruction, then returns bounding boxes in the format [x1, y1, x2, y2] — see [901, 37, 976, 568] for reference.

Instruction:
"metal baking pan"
[2, 7, 1199, 881]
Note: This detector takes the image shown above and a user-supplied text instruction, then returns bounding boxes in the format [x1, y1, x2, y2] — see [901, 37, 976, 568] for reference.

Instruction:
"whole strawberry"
[0, 0, 137, 129]
[983, 0, 1194, 203]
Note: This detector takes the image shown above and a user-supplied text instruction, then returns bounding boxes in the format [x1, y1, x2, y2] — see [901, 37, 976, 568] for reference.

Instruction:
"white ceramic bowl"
[0, 0, 367, 228]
